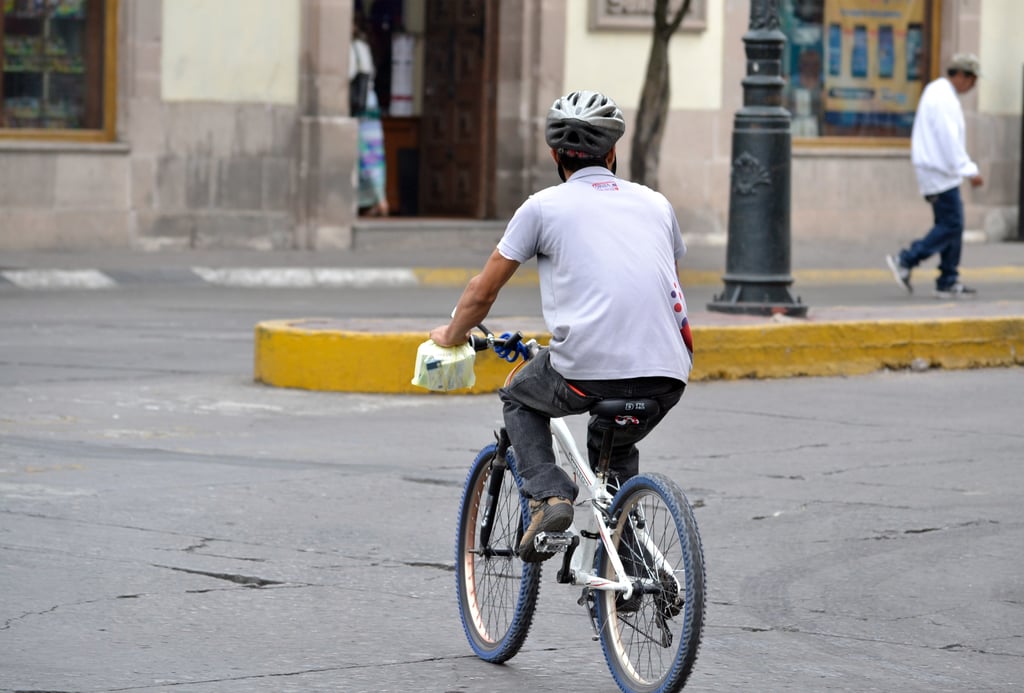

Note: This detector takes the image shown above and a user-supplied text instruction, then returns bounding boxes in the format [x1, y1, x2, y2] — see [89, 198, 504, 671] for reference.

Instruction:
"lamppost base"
[706, 298, 808, 317]
[707, 282, 808, 317]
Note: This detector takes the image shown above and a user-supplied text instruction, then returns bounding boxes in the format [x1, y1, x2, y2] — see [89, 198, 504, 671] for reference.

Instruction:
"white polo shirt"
[497, 167, 693, 383]
[911, 76, 979, 196]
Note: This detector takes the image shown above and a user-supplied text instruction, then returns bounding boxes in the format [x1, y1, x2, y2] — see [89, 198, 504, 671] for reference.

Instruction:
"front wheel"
[454, 444, 541, 663]
[594, 473, 706, 693]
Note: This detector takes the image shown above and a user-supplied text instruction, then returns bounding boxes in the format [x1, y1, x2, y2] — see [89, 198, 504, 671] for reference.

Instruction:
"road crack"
[152, 564, 284, 588]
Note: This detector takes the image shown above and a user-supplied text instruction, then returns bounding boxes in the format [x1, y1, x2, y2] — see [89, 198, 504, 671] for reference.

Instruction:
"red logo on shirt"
[592, 181, 619, 192]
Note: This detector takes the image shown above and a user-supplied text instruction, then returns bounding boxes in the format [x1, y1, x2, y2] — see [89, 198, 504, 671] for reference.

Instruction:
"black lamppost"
[1017, 64, 1023, 241]
[708, 0, 807, 317]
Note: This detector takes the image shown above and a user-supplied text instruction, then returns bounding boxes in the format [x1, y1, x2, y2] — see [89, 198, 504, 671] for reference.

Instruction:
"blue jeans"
[899, 186, 964, 290]
[498, 349, 685, 502]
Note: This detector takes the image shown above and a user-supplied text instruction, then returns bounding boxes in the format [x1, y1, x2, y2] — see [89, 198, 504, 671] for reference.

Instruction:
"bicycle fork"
[478, 430, 515, 557]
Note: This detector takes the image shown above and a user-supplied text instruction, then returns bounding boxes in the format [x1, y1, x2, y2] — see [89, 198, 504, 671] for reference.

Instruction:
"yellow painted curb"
[253, 319, 549, 395]
[693, 317, 1024, 380]
[254, 316, 1024, 394]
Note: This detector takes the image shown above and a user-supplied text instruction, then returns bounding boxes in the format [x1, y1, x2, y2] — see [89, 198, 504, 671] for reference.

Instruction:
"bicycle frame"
[548, 416, 637, 598]
[485, 333, 678, 602]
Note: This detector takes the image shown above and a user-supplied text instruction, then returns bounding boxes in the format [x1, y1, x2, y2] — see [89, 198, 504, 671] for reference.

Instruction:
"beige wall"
[978, 0, 1024, 116]
[162, 0, 300, 105]
[563, 0, 724, 111]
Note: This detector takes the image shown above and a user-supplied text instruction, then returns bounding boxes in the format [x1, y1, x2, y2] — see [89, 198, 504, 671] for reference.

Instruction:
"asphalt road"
[1, 286, 1022, 692]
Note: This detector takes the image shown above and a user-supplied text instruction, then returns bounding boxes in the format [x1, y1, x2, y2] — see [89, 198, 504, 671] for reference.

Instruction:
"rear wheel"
[594, 473, 705, 692]
[454, 444, 541, 663]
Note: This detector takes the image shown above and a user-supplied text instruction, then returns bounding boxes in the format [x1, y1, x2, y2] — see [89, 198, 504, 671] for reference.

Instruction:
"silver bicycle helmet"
[545, 90, 625, 157]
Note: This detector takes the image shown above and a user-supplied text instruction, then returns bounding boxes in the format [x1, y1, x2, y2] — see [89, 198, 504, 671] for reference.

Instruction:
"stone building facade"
[0, 0, 1019, 251]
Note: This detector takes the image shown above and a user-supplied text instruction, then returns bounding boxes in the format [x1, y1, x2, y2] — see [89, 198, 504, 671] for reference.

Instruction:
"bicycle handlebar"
[468, 325, 531, 363]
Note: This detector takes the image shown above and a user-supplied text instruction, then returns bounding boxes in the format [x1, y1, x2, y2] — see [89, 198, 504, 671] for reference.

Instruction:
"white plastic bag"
[410, 339, 476, 392]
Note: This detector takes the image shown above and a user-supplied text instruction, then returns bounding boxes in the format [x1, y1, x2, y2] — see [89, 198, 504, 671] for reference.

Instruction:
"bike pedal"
[534, 531, 576, 553]
[556, 534, 580, 584]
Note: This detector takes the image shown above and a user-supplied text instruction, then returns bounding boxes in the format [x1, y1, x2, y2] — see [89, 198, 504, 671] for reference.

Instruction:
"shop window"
[1, 0, 116, 140]
[782, 0, 939, 142]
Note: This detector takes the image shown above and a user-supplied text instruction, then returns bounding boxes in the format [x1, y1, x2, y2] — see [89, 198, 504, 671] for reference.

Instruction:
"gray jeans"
[498, 349, 685, 502]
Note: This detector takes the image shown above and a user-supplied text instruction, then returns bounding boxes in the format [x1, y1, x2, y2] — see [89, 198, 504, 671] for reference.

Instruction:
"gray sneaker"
[934, 283, 977, 299]
[519, 497, 573, 563]
[885, 254, 912, 293]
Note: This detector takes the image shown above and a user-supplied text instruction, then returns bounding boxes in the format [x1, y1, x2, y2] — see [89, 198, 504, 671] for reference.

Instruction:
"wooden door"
[419, 0, 497, 218]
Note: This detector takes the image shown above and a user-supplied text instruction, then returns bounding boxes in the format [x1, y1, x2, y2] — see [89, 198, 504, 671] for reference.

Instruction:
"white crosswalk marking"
[1, 269, 117, 289]
[190, 267, 419, 288]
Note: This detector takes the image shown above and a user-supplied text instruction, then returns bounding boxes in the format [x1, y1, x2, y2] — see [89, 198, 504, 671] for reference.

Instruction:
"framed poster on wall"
[822, 0, 928, 137]
[782, 0, 938, 142]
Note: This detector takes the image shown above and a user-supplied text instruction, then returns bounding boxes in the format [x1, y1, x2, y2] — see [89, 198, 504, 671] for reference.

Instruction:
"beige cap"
[948, 53, 981, 76]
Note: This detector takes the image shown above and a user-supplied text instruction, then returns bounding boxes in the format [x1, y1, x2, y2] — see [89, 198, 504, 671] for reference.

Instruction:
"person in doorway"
[428, 91, 693, 563]
[886, 53, 984, 298]
[350, 20, 389, 217]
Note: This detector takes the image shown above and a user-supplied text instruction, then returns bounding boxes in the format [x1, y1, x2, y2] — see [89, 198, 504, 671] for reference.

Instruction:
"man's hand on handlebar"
[428, 324, 469, 348]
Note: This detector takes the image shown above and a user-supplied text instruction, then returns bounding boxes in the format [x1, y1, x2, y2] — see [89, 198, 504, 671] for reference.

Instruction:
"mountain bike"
[453, 326, 705, 693]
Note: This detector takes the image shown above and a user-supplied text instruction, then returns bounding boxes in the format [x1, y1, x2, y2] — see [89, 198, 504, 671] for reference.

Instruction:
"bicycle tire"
[455, 444, 542, 663]
[593, 472, 705, 693]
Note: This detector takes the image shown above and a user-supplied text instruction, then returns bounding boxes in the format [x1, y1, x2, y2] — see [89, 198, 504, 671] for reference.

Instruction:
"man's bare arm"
[429, 249, 521, 346]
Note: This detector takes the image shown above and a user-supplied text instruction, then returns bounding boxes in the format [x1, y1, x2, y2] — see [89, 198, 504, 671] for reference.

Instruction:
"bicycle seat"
[590, 398, 660, 430]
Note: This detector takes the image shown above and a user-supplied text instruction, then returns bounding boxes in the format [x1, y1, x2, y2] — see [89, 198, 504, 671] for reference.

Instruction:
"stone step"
[351, 218, 507, 253]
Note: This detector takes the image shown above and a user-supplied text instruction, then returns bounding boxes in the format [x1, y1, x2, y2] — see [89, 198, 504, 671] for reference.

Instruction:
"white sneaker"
[934, 283, 977, 299]
[885, 255, 912, 294]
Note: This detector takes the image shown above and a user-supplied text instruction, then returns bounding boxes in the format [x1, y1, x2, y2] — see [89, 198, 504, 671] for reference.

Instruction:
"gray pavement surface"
[0, 283, 1022, 691]
[4, 237, 1024, 346]
[3, 236, 1024, 274]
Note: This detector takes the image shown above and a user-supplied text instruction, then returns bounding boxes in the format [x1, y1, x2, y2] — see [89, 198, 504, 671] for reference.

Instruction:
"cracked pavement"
[1, 286, 1022, 692]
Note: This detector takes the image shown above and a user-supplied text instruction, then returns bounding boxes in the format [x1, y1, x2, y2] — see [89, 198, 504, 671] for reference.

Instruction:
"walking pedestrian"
[350, 18, 389, 217]
[428, 90, 693, 563]
[886, 53, 984, 298]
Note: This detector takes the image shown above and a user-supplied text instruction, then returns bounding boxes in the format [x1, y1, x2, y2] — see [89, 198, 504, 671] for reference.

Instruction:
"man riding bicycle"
[429, 90, 693, 563]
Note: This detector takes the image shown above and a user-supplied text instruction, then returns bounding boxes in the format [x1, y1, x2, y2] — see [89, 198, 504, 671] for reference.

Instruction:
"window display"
[1, 0, 107, 133]
[782, 0, 937, 141]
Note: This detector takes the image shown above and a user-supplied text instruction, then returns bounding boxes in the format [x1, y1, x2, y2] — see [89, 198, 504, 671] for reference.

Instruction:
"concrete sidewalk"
[3, 236, 1022, 391]
[3, 236, 1024, 289]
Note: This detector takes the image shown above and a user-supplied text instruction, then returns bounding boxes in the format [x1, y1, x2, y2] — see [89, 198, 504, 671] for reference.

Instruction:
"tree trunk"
[629, 0, 693, 189]
[630, 36, 671, 188]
